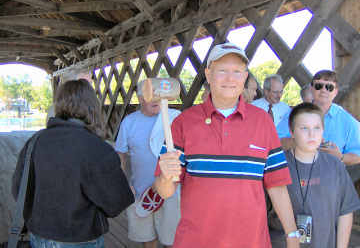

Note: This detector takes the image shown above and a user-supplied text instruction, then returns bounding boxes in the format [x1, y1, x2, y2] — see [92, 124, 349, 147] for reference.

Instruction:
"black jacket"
[12, 118, 134, 242]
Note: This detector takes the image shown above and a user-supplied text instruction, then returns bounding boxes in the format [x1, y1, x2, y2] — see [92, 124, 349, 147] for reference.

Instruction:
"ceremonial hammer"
[142, 78, 181, 181]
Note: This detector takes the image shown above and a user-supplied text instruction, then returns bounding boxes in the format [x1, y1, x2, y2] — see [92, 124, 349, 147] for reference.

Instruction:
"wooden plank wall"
[335, 0, 360, 120]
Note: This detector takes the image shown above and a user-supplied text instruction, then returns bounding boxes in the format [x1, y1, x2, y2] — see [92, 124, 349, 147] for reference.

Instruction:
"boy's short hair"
[288, 102, 324, 132]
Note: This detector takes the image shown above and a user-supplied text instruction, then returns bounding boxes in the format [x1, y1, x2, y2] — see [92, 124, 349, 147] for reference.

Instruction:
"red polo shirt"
[156, 96, 291, 248]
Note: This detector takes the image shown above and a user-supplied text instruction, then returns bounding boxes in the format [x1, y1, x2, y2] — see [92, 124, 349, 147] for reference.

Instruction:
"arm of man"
[154, 151, 182, 199]
[118, 152, 130, 178]
[267, 185, 299, 248]
[320, 143, 360, 166]
[118, 152, 135, 194]
[336, 212, 353, 248]
[341, 153, 360, 166]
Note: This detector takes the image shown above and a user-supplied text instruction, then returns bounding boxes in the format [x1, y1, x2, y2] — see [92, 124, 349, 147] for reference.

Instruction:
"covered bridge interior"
[1, 0, 360, 140]
[1, 0, 360, 247]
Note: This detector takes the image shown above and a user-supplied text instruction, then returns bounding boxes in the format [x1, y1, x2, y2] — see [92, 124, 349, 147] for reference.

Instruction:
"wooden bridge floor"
[105, 212, 360, 248]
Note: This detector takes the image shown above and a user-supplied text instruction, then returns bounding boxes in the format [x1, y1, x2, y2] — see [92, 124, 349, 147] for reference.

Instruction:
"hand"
[319, 141, 342, 159]
[286, 237, 300, 248]
[159, 150, 182, 181]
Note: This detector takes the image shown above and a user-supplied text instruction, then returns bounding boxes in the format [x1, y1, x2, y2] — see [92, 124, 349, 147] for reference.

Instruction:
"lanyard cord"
[294, 149, 316, 210]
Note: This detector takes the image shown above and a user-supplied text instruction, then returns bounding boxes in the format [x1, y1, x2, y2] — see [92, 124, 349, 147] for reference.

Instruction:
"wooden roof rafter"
[53, 0, 270, 74]
[0, 1, 133, 17]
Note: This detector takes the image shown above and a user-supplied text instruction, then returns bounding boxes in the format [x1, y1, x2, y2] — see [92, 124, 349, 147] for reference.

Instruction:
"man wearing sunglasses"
[277, 70, 360, 166]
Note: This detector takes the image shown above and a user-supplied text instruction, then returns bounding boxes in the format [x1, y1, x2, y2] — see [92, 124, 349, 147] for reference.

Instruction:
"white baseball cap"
[207, 42, 249, 68]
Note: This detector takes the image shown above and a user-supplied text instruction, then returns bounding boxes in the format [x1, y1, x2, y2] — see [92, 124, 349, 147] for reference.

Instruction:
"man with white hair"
[115, 80, 181, 248]
[154, 42, 299, 248]
[252, 74, 290, 127]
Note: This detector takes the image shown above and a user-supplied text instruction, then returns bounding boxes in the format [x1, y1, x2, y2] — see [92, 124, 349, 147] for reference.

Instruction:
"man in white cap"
[153, 42, 299, 248]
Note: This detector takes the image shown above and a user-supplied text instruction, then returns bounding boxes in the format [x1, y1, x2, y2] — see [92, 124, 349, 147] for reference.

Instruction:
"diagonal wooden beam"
[276, 0, 344, 83]
[245, 0, 285, 61]
[52, 49, 71, 67]
[112, 46, 150, 140]
[108, 0, 186, 37]
[183, 14, 236, 109]
[242, 7, 312, 86]
[53, 0, 268, 75]
[42, 29, 103, 37]
[301, 0, 360, 55]
[132, 0, 154, 22]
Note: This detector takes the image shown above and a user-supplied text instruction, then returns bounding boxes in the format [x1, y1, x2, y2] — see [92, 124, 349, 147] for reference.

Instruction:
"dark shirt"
[12, 117, 134, 242]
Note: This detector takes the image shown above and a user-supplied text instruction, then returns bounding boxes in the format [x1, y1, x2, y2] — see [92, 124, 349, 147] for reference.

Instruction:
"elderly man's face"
[265, 80, 283, 104]
[139, 96, 160, 116]
[205, 54, 248, 106]
[311, 79, 338, 106]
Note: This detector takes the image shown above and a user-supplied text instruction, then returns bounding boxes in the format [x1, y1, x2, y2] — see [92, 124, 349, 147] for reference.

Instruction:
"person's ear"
[205, 67, 210, 84]
[290, 128, 294, 139]
[333, 86, 339, 97]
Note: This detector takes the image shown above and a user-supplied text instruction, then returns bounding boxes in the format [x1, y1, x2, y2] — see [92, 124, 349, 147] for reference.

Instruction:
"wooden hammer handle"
[160, 99, 180, 182]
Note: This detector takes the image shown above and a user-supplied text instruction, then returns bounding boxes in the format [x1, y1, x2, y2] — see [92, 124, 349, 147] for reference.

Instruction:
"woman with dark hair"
[12, 79, 134, 248]
[243, 72, 262, 103]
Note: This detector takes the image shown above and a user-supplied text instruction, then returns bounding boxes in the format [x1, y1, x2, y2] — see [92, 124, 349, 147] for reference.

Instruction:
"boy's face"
[291, 112, 323, 153]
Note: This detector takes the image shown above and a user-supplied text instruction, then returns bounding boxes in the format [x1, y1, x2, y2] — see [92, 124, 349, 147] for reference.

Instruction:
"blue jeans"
[29, 233, 104, 248]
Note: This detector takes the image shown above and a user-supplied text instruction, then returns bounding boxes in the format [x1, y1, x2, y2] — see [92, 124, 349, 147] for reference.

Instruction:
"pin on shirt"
[205, 118, 211, 124]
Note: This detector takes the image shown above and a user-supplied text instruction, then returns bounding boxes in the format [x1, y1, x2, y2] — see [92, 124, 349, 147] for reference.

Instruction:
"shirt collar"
[326, 103, 339, 118]
[202, 94, 246, 119]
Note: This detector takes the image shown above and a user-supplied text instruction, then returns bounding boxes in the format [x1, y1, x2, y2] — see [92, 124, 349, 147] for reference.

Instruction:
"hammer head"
[142, 78, 180, 102]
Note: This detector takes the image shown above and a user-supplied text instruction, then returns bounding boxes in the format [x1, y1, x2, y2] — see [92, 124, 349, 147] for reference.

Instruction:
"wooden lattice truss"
[51, 0, 360, 140]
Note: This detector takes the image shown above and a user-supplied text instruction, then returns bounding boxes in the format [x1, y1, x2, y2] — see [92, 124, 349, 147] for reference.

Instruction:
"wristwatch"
[286, 230, 301, 238]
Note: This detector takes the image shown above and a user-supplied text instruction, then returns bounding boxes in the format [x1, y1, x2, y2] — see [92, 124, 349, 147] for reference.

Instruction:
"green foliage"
[249, 61, 301, 106]
[31, 83, 53, 112]
[250, 61, 281, 87]
[0, 74, 53, 112]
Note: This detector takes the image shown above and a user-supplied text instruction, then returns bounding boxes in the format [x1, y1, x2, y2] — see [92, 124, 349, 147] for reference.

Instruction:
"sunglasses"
[311, 82, 335, 92]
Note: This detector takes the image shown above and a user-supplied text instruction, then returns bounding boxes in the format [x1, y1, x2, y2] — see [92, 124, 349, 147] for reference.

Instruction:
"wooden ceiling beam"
[54, 0, 268, 71]
[132, 0, 154, 21]
[41, 29, 102, 37]
[12, 0, 57, 11]
[0, 24, 40, 36]
[0, 37, 72, 47]
[0, 17, 106, 32]
[52, 49, 71, 67]
[0, 58, 54, 72]
[0, 1, 131, 17]
[0, 45, 53, 54]
[0, 51, 53, 57]
[108, 0, 188, 36]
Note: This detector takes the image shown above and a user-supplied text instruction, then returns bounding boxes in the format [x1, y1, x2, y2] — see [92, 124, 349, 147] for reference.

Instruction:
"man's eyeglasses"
[311, 82, 335, 92]
[213, 69, 247, 79]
